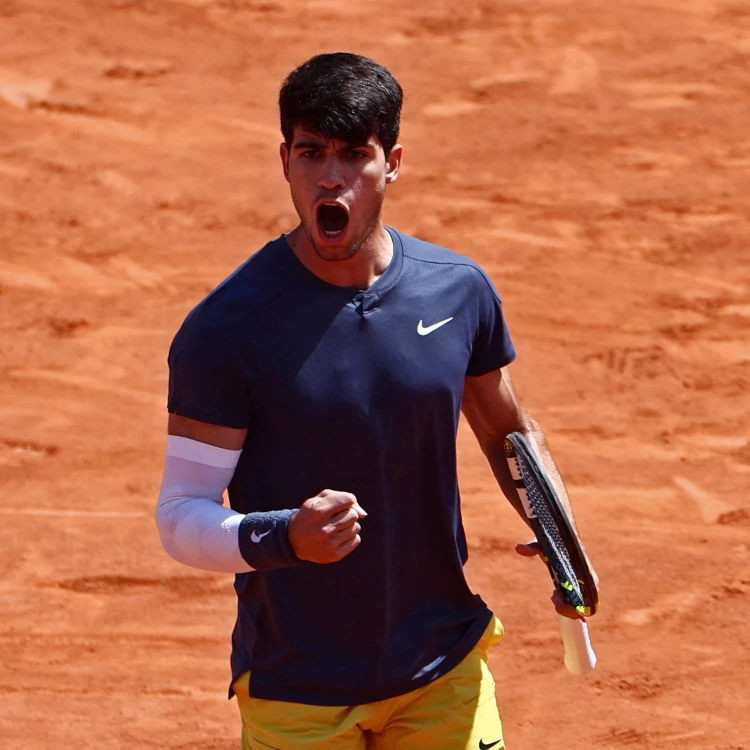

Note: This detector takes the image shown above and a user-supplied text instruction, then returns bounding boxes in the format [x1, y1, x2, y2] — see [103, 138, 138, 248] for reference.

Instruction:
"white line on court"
[0, 508, 147, 518]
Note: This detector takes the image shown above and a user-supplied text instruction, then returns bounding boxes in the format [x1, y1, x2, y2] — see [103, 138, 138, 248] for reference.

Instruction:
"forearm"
[156, 496, 299, 573]
[522, 419, 579, 532]
[156, 494, 251, 573]
[481, 417, 579, 534]
[154, 436, 300, 573]
[516, 421, 599, 588]
[463, 367, 597, 608]
[481, 434, 530, 526]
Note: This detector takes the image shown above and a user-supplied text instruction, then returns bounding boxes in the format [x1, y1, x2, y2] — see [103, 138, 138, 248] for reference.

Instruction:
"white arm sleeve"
[154, 435, 253, 573]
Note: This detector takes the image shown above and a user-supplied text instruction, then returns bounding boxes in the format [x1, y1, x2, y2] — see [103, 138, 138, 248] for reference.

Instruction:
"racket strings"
[516, 459, 585, 608]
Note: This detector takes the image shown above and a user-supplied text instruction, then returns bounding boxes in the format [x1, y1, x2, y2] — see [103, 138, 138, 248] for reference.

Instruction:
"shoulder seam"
[402, 251, 476, 269]
[404, 252, 500, 294]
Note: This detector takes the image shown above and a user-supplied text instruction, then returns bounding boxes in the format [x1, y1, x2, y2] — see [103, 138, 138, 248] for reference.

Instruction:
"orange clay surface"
[1, 1, 749, 748]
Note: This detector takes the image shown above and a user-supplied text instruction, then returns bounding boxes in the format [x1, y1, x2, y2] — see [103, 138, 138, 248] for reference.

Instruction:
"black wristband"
[237, 510, 301, 571]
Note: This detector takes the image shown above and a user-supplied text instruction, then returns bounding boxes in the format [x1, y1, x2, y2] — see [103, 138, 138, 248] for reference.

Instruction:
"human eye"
[348, 150, 367, 160]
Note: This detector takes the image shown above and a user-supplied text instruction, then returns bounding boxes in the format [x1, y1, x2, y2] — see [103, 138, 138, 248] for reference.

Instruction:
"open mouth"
[316, 203, 349, 238]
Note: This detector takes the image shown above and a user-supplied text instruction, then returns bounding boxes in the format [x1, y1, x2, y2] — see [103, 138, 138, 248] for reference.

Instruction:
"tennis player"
[155, 52, 588, 750]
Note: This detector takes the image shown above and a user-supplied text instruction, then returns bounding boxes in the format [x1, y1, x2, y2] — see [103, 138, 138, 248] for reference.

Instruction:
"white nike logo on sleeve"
[417, 317, 454, 336]
[250, 528, 273, 543]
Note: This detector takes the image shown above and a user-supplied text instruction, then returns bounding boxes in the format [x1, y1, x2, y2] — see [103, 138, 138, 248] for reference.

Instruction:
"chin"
[304, 220, 358, 262]
[311, 240, 359, 263]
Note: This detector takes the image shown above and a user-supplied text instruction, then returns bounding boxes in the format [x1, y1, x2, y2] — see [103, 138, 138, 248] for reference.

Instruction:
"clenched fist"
[288, 489, 367, 564]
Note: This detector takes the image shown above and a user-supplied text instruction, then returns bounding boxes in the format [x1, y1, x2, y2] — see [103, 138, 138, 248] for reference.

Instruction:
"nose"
[318, 155, 345, 191]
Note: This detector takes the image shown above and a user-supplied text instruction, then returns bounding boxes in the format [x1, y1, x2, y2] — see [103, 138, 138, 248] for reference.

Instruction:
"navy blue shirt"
[167, 228, 516, 705]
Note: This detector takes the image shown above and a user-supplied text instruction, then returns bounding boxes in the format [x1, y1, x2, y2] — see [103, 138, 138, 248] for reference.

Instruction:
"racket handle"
[558, 615, 597, 675]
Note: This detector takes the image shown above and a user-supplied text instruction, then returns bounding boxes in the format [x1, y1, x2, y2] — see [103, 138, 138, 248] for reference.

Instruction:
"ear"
[279, 142, 290, 183]
[385, 143, 403, 184]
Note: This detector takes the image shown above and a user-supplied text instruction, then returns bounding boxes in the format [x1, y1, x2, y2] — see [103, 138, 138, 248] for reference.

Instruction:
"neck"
[286, 223, 393, 290]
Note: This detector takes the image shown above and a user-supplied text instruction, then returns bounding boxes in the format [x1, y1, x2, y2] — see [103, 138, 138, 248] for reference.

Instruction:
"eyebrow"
[292, 141, 324, 150]
[292, 140, 374, 151]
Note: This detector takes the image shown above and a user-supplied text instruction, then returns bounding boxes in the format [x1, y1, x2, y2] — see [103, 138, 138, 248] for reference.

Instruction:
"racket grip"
[558, 615, 597, 675]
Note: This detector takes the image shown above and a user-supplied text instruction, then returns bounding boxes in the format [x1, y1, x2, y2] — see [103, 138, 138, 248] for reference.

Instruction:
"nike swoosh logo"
[250, 528, 272, 543]
[417, 317, 454, 336]
[478, 740, 502, 750]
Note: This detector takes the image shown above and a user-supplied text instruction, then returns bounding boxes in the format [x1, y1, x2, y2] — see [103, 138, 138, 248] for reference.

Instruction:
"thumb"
[515, 540, 541, 557]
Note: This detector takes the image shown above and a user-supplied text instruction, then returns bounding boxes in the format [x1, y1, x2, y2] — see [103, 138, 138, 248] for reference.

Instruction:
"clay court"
[1, 0, 749, 747]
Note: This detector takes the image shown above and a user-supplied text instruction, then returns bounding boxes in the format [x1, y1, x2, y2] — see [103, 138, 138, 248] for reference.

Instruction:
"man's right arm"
[168, 413, 247, 450]
[155, 415, 366, 573]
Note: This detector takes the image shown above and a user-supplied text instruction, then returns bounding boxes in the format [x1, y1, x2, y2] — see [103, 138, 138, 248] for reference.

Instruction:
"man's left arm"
[462, 366, 577, 528]
[461, 365, 597, 618]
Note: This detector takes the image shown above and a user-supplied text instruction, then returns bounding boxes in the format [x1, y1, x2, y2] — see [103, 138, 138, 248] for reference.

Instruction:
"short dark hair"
[279, 53, 403, 155]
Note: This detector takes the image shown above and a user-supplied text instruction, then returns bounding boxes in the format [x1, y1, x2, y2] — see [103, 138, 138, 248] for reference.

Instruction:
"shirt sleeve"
[167, 306, 251, 429]
[466, 268, 517, 376]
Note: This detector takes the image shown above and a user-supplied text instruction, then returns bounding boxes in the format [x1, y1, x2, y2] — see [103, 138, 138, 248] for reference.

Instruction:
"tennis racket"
[504, 431, 599, 675]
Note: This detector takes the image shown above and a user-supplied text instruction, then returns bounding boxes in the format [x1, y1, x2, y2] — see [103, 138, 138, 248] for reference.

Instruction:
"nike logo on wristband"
[250, 528, 272, 543]
[479, 740, 502, 750]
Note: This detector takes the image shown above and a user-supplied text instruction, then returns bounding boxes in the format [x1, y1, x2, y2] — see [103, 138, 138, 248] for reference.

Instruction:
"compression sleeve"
[155, 436, 301, 573]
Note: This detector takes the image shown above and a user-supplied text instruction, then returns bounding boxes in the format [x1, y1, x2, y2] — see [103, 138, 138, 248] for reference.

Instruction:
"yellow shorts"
[233, 616, 505, 750]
